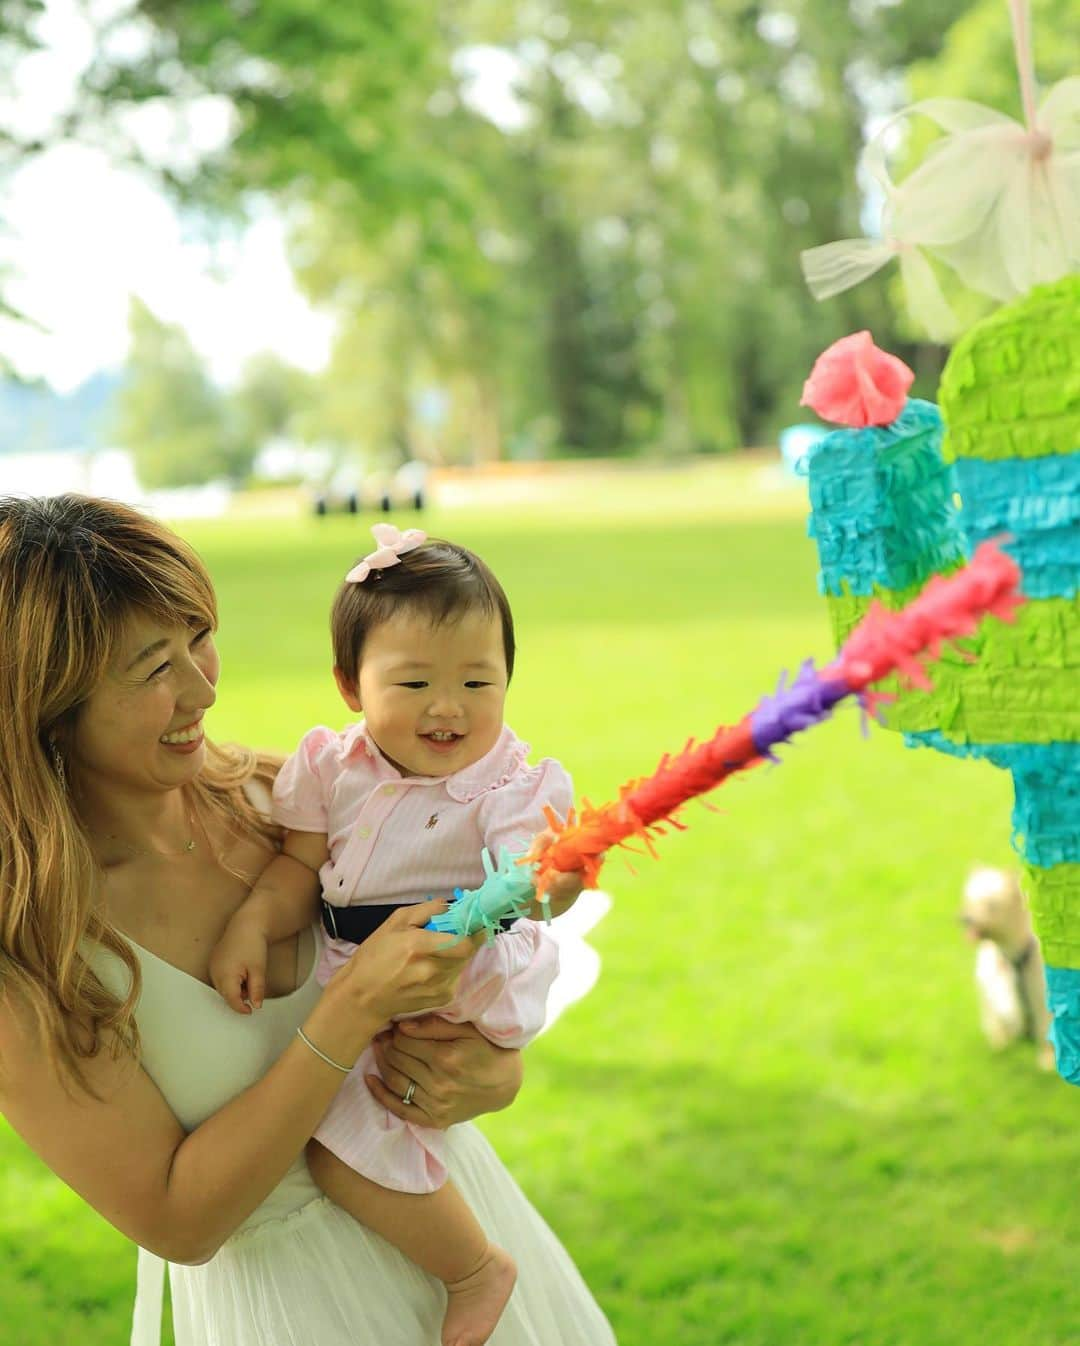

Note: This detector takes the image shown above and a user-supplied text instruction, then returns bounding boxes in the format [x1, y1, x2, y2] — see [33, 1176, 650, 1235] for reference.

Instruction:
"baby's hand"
[527, 827, 586, 921]
[209, 911, 271, 1014]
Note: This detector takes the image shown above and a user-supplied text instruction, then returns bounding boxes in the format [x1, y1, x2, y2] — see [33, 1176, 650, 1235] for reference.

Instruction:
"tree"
[0, 0, 64, 360]
[66, 0, 999, 456]
[909, 0, 1078, 112]
[112, 298, 252, 487]
[231, 351, 315, 450]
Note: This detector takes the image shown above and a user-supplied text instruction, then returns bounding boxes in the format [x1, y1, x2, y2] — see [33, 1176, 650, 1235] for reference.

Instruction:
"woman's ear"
[333, 666, 362, 713]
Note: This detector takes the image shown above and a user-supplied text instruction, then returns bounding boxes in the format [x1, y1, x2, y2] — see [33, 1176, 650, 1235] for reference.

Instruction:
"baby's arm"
[441, 759, 583, 1047]
[441, 919, 560, 1048]
[523, 826, 585, 920]
[209, 830, 328, 1013]
[481, 759, 585, 921]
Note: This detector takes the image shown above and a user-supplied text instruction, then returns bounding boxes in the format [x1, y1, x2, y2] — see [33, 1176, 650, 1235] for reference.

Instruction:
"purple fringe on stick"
[750, 659, 851, 759]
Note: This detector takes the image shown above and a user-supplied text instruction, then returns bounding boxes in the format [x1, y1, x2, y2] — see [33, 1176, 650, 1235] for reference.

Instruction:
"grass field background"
[2, 457, 1078, 1345]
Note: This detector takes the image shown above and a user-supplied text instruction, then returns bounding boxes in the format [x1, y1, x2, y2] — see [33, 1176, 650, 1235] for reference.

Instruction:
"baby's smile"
[419, 729, 467, 756]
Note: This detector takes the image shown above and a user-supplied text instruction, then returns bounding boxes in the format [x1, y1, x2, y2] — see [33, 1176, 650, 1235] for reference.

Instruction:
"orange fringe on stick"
[529, 719, 762, 896]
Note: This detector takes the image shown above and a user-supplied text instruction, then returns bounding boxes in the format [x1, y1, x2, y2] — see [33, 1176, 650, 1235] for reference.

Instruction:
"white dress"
[92, 929, 617, 1346]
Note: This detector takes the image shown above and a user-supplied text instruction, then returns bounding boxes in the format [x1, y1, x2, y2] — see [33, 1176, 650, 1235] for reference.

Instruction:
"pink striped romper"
[271, 722, 572, 1194]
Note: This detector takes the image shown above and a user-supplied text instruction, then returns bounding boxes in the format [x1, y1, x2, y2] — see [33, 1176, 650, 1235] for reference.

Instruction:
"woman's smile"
[160, 715, 205, 749]
[160, 731, 205, 754]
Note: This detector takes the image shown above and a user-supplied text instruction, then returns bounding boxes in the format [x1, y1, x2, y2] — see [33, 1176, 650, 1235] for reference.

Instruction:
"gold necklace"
[98, 812, 199, 859]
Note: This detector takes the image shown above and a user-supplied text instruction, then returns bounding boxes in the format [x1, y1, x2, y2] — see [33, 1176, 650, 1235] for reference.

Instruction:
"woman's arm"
[0, 904, 478, 1265]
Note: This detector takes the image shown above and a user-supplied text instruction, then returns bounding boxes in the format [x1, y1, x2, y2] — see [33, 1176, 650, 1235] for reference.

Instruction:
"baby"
[210, 524, 585, 1346]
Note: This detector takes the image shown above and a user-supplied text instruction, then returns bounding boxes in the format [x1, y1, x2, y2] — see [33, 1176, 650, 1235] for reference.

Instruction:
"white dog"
[960, 866, 1054, 1070]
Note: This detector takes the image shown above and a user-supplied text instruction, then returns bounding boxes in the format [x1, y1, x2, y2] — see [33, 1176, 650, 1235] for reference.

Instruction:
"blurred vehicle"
[312, 465, 362, 516]
[391, 460, 429, 511]
[311, 460, 429, 516]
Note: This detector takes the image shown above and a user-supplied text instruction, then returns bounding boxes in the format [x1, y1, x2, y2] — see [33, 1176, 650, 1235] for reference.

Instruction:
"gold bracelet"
[295, 1027, 352, 1074]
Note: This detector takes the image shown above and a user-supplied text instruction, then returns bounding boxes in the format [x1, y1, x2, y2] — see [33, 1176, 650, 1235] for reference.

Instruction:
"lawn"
[2, 457, 1077, 1346]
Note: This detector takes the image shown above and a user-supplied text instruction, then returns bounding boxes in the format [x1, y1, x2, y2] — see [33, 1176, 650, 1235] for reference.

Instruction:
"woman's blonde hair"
[0, 494, 279, 1095]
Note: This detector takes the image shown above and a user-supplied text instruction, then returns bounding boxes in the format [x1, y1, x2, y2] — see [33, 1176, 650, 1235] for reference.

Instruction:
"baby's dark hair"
[331, 537, 515, 688]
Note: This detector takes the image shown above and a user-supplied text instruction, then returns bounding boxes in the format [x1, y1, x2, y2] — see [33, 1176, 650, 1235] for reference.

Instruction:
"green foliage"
[71, 0, 992, 464]
[112, 299, 254, 488]
[22, 1, 1064, 463]
[0, 0, 55, 368]
[909, 0, 1079, 113]
[231, 351, 315, 452]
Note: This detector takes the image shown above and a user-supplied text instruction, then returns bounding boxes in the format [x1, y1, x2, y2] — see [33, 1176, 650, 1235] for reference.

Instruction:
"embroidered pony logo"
[425, 814, 439, 830]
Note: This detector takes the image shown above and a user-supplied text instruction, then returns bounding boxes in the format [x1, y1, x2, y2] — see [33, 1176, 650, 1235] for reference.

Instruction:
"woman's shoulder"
[242, 772, 275, 818]
[203, 742, 284, 822]
[215, 746, 285, 825]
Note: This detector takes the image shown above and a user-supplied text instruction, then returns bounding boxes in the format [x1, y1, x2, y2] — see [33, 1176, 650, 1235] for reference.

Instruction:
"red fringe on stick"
[529, 719, 762, 894]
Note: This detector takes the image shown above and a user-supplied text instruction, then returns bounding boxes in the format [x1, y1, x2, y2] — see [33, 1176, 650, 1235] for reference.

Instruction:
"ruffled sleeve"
[271, 726, 342, 833]
[440, 921, 560, 1049]
[476, 758, 574, 859]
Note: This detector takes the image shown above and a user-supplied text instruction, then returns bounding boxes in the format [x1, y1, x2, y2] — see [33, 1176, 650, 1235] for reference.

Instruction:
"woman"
[0, 494, 615, 1345]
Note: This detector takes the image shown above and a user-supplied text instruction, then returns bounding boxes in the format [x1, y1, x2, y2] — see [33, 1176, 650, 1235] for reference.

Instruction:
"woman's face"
[68, 613, 219, 799]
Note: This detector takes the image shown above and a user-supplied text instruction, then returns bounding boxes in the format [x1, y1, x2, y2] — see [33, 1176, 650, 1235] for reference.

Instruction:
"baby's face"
[352, 608, 508, 777]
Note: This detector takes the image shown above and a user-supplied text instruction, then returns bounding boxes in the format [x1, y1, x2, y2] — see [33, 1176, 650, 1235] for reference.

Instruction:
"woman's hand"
[366, 1016, 524, 1130]
[330, 902, 483, 1027]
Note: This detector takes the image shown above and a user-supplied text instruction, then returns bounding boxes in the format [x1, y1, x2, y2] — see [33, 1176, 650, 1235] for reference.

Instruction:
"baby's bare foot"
[442, 1242, 517, 1346]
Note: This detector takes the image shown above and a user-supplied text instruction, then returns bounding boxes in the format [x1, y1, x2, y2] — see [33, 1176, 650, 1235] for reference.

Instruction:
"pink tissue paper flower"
[800, 331, 914, 428]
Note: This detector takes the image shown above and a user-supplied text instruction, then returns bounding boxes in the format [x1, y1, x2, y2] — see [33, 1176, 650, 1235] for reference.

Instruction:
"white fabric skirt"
[168, 1123, 616, 1345]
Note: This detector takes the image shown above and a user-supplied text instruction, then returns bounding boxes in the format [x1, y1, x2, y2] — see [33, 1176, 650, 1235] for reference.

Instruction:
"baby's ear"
[333, 666, 363, 712]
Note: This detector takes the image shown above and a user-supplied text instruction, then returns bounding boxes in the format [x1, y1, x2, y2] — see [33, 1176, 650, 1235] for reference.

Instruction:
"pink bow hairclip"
[345, 524, 427, 583]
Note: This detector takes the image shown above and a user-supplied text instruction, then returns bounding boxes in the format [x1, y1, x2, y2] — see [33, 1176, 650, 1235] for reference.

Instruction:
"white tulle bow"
[801, 79, 1080, 341]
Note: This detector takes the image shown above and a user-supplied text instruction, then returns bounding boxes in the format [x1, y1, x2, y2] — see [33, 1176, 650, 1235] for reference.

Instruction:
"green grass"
[4, 459, 1079, 1346]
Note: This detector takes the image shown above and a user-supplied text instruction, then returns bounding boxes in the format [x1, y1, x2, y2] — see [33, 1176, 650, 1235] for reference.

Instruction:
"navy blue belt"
[320, 900, 519, 944]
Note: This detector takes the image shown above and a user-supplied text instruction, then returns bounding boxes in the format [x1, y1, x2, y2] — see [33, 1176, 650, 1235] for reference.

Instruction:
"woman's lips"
[160, 717, 205, 752]
[160, 732, 204, 755]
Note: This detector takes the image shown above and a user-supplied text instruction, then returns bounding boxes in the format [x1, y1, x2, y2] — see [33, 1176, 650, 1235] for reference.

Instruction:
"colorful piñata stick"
[425, 846, 536, 942]
[527, 542, 1023, 899]
[424, 543, 1022, 941]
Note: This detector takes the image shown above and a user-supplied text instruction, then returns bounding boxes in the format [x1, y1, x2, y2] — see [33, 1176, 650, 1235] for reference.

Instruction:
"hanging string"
[1007, 0, 1040, 135]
